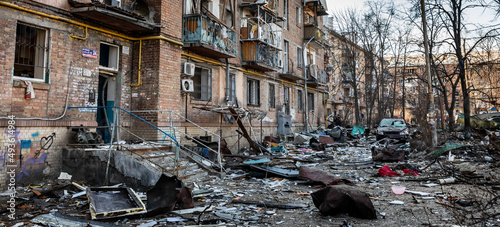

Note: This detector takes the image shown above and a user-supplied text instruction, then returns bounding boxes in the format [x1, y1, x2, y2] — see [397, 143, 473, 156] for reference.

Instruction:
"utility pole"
[420, 0, 438, 147]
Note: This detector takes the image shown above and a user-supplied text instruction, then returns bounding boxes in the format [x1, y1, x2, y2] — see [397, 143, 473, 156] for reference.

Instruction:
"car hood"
[377, 126, 406, 132]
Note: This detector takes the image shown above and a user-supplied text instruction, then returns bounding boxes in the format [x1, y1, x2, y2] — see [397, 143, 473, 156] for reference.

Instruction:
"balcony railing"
[279, 58, 303, 81]
[241, 18, 282, 50]
[182, 15, 237, 58]
[241, 42, 282, 72]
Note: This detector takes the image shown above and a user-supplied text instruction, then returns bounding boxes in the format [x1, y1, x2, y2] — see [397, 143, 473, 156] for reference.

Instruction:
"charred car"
[375, 118, 409, 141]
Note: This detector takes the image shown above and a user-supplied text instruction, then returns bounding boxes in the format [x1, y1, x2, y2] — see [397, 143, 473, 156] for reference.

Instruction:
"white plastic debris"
[389, 200, 405, 205]
[58, 172, 72, 180]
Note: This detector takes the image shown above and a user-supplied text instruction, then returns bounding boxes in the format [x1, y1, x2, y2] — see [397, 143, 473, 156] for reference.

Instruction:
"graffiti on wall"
[1, 130, 55, 182]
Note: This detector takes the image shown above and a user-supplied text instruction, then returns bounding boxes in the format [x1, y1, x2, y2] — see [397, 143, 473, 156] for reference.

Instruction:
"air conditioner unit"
[182, 62, 195, 77]
[308, 64, 318, 79]
[181, 79, 194, 92]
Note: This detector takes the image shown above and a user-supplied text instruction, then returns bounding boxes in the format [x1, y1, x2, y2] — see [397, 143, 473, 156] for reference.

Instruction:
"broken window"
[99, 43, 119, 71]
[193, 67, 212, 101]
[298, 89, 303, 111]
[14, 23, 49, 81]
[247, 78, 260, 106]
[227, 73, 236, 104]
[308, 92, 314, 111]
[269, 83, 275, 109]
[284, 86, 290, 115]
[297, 47, 303, 68]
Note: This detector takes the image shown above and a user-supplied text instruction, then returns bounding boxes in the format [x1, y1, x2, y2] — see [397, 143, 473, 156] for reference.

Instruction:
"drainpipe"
[130, 39, 143, 87]
[303, 37, 314, 133]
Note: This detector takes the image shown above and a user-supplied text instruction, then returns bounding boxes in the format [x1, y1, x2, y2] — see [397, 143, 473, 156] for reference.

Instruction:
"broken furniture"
[87, 186, 146, 220]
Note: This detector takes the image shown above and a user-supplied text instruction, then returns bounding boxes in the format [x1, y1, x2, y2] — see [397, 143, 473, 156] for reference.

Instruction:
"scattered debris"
[146, 174, 193, 214]
[311, 186, 377, 219]
[298, 166, 352, 185]
[87, 186, 147, 220]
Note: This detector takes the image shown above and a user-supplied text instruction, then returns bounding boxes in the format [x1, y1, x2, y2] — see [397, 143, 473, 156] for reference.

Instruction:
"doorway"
[97, 75, 115, 142]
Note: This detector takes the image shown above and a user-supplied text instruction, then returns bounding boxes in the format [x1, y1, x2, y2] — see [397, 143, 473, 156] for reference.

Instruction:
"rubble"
[2, 126, 500, 226]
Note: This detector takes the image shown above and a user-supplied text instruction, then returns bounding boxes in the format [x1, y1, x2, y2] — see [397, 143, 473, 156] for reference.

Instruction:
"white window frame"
[283, 40, 289, 72]
[99, 42, 120, 71]
[297, 47, 303, 68]
[13, 23, 49, 82]
[296, 6, 302, 26]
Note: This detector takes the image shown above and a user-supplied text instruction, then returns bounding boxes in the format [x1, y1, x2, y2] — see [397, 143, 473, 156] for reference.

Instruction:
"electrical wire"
[0, 61, 75, 120]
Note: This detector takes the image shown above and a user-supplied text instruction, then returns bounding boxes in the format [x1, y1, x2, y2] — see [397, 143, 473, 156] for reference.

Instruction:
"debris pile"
[1, 125, 499, 226]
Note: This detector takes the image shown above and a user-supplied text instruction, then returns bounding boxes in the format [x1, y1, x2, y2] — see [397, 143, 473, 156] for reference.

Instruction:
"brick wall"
[0, 126, 71, 189]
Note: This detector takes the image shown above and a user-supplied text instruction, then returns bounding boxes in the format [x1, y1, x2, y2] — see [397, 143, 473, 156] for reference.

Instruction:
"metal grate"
[14, 23, 48, 80]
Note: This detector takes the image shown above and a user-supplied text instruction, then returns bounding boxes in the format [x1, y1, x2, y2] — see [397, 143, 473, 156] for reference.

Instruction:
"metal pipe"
[130, 40, 143, 87]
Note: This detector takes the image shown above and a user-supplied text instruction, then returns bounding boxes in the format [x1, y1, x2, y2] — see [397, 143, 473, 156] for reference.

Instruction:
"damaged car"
[375, 118, 410, 141]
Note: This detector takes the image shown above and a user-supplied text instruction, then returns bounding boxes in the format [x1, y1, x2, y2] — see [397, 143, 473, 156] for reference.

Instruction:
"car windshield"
[380, 119, 406, 127]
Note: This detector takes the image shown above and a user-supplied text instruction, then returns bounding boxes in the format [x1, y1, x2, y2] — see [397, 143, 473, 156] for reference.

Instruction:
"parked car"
[375, 118, 409, 141]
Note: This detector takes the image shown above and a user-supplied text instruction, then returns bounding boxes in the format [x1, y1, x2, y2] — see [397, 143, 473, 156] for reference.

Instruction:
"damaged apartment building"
[0, 0, 329, 189]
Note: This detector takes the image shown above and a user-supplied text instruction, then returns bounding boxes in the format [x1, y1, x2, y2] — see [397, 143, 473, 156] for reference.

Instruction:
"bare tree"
[330, 8, 365, 126]
[363, 0, 395, 122]
[427, 0, 499, 138]
[468, 38, 500, 113]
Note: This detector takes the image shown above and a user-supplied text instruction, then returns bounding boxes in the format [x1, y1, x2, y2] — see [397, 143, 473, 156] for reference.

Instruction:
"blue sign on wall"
[82, 48, 98, 59]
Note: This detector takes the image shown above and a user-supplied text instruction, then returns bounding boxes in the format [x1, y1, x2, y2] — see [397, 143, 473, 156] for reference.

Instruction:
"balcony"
[305, 0, 329, 16]
[69, 0, 160, 33]
[241, 42, 282, 72]
[279, 58, 303, 81]
[182, 15, 238, 58]
[304, 25, 327, 49]
[240, 18, 282, 50]
[307, 66, 327, 88]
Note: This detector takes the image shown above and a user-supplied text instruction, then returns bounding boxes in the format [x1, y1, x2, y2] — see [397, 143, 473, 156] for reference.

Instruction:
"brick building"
[0, 0, 329, 188]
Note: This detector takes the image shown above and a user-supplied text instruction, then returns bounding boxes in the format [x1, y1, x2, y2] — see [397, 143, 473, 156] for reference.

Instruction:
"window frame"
[298, 89, 303, 111]
[297, 47, 303, 68]
[228, 73, 236, 104]
[192, 66, 212, 101]
[247, 78, 261, 106]
[296, 6, 302, 26]
[307, 92, 314, 111]
[283, 40, 289, 73]
[269, 83, 276, 109]
[99, 42, 120, 71]
[284, 0, 288, 30]
[284, 86, 291, 115]
[13, 23, 49, 83]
